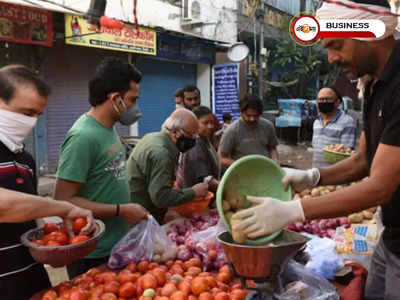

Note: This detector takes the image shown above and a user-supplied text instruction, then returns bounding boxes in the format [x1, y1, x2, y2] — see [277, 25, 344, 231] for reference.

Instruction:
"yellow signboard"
[65, 14, 156, 55]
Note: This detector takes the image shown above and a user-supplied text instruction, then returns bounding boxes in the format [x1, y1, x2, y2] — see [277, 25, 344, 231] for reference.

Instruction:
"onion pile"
[287, 217, 350, 239]
[166, 210, 228, 271]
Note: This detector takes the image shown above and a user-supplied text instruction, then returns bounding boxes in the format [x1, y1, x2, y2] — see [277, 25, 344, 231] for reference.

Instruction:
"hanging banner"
[212, 63, 240, 122]
[0, 2, 52, 47]
[65, 14, 156, 55]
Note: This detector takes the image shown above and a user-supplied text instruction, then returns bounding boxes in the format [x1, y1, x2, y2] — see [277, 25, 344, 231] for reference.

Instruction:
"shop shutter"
[136, 57, 196, 135]
[43, 44, 129, 173]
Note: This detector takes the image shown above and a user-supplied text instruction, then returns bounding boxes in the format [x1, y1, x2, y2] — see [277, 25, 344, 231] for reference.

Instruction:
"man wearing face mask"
[54, 57, 148, 278]
[126, 109, 209, 223]
[218, 94, 279, 167]
[312, 86, 356, 167]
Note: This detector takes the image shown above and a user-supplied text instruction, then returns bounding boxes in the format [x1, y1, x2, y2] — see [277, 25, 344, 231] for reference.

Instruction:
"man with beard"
[218, 94, 279, 167]
[233, 1, 400, 298]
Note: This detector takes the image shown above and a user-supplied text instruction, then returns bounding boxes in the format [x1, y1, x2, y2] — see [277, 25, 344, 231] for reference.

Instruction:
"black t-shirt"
[363, 41, 400, 255]
[0, 142, 39, 276]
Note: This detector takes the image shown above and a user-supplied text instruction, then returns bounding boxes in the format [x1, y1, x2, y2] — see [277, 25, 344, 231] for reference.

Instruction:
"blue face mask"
[115, 97, 142, 126]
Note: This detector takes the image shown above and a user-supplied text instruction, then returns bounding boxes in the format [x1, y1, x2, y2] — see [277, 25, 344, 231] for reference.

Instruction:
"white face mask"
[0, 109, 37, 153]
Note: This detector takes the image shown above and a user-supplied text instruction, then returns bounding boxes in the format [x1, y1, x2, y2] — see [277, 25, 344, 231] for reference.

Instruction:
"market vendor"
[0, 65, 92, 299]
[234, 1, 400, 299]
[218, 94, 279, 166]
[313, 86, 356, 167]
[54, 57, 148, 278]
[176, 106, 221, 193]
[127, 108, 209, 223]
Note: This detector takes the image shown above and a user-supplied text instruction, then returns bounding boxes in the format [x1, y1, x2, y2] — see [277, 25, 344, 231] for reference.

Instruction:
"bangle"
[116, 204, 120, 216]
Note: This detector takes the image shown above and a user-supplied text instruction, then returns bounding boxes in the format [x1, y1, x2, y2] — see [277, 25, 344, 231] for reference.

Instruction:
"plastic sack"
[108, 215, 177, 269]
[303, 234, 344, 280]
[274, 260, 340, 300]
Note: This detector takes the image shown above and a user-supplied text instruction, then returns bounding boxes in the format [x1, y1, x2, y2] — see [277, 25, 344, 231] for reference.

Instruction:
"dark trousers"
[0, 263, 51, 300]
[67, 256, 109, 279]
[365, 238, 400, 300]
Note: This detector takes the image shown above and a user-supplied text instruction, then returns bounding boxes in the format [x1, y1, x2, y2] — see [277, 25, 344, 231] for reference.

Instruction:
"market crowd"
[1, 1, 399, 299]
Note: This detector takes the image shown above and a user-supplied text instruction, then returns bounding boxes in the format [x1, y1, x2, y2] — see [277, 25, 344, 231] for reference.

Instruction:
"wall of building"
[106, 0, 237, 44]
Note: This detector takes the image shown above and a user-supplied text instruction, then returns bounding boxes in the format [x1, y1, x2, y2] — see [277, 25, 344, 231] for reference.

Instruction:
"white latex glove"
[234, 196, 305, 239]
[282, 167, 320, 192]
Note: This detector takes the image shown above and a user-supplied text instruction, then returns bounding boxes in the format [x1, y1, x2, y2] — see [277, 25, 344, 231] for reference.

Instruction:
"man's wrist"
[287, 199, 305, 222]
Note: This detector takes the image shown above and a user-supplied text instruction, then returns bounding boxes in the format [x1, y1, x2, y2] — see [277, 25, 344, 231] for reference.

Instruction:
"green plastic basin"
[216, 155, 291, 245]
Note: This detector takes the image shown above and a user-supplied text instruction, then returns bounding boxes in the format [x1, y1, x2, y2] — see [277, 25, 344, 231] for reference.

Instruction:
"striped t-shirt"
[312, 110, 356, 168]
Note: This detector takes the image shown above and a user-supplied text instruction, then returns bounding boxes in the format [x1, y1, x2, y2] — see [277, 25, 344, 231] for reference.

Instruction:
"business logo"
[290, 12, 386, 46]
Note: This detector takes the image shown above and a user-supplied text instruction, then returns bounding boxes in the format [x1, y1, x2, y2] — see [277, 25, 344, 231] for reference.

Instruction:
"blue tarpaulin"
[275, 99, 306, 127]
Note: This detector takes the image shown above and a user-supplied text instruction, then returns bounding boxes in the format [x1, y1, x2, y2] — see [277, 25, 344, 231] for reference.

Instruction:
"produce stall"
[29, 156, 375, 300]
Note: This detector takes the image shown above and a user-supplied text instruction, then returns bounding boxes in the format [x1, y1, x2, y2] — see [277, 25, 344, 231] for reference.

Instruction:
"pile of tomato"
[34, 218, 90, 247]
[42, 258, 248, 300]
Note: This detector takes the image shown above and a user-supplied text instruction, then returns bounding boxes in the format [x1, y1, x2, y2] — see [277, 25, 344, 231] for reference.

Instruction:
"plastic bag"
[333, 224, 378, 270]
[274, 260, 340, 300]
[190, 220, 229, 271]
[303, 234, 344, 280]
[108, 215, 177, 269]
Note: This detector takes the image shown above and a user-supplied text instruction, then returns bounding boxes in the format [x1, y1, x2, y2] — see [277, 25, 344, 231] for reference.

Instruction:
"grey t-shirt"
[219, 117, 278, 160]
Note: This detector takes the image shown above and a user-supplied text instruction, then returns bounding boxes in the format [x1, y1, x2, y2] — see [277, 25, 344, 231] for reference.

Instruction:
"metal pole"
[258, 1, 265, 100]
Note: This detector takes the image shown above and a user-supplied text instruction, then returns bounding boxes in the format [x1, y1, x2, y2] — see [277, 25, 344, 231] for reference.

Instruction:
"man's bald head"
[162, 108, 199, 137]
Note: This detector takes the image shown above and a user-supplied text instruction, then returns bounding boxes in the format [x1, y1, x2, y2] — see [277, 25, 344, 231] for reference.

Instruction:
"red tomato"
[43, 222, 59, 234]
[104, 281, 120, 294]
[151, 268, 166, 286]
[74, 217, 88, 235]
[214, 292, 229, 300]
[126, 263, 137, 273]
[42, 290, 58, 300]
[70, 235, 89, 244]
[87, 267, 102, 278]
[100, 293, 118, 300]
[140, 274, 157, 290]
[118, 282, 136, 297]
[102, 272, 118, 283]
[198, 292, 213, 300]
[191, 277, 209, 295]
[170, 291, 188, 300]
[53, 232, 69, 245]
[69, 287, 89, 300]
[34, 239, 45, 246]
[117, 270, 136, 284]
[46, 240, 61, 246]
[138, 261, 149, 273]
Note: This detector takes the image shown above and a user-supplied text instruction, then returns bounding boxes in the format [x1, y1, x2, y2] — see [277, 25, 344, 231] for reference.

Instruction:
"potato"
[231, 214, 247, 243]
[335, 185, 343, 191]
[348, 213, 363, 223]
[300, 189, 310, 197]
[153, 254, 161, 263]
[236, 195, 245, 209]
[222, 200, 231, 212]
[367, 206, 377, 213]
[327, 185, 336, 192]
[311, 188, 320, 197]
[153, 240, 164, 255]
[303, 195, 312, 200]
[226, 211, 234, 223]
[225, 189, 243, 209]
[363, 210, 374, 220]
[293, 194, 302, 201]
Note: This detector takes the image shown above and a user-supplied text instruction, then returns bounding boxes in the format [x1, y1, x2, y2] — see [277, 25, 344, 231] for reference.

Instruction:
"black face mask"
[318, 102, 335, 114]
[176, 136, 196, 153]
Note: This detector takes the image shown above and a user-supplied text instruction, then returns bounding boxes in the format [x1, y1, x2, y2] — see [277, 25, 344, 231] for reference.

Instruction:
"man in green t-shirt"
[54, 57, 148, 278]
